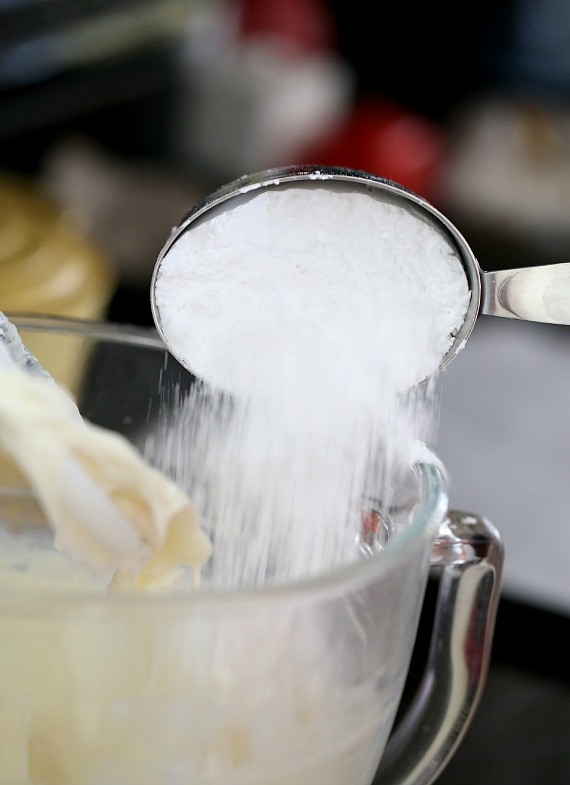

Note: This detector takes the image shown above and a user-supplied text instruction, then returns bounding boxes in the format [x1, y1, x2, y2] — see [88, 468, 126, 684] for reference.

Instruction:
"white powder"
[155, 185, 468, 397]
[152, 182, 470, 587]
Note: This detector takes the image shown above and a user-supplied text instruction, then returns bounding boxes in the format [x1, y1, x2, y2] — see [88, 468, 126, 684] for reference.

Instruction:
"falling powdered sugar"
[151, 181, 470, 587]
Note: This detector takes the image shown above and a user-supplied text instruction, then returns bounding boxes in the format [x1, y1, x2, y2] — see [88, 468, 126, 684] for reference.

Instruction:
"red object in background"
[237, 0, 336, 53]
[298, 99, 448, 201]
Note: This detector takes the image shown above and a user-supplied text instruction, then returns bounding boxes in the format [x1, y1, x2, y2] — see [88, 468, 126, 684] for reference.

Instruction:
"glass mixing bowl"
[0, 316, 503, 785]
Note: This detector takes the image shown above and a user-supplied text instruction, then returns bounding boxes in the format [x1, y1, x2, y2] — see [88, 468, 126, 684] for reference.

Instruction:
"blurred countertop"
[438, 315, 570, 616]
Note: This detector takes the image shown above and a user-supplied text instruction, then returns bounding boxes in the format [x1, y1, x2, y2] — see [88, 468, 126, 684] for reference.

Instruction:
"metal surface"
[0, 310, 49, 377]
[151, 165, 570, 376]
[481, 263, 570, 322]
[374, 511, 504, 785]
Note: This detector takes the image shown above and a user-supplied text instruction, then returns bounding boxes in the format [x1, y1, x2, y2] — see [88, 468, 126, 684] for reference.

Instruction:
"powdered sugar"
[151, 180, 469, 587]
[155, 184, 469, 398]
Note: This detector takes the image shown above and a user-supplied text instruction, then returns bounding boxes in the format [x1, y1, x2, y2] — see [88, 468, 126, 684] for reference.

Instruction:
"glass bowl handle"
[374, 511, 504, 785]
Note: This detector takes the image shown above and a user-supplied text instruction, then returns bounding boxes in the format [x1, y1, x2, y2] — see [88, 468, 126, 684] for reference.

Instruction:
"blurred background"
[1, 1, 569, 782]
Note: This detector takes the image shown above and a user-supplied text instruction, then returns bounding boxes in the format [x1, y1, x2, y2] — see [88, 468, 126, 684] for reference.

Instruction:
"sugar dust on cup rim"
[150, 165, 482, 383]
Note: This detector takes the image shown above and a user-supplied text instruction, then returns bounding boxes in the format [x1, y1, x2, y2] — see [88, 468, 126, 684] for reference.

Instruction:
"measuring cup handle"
[374, 511, 504, 785]
[481, 262, 570, 323]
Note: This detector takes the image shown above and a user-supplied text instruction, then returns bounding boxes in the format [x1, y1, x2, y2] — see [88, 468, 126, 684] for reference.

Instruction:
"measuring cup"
[0, 316, 503, 785]
[151, 165, 570, 376]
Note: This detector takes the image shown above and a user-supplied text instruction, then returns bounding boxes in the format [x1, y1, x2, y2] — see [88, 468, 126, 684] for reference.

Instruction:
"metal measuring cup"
[151, 165, 570, 374]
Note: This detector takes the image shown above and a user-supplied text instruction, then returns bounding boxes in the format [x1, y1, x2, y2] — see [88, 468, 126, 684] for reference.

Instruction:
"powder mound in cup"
[151, 183, 470, 587]
[154, 184, 470, 398]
